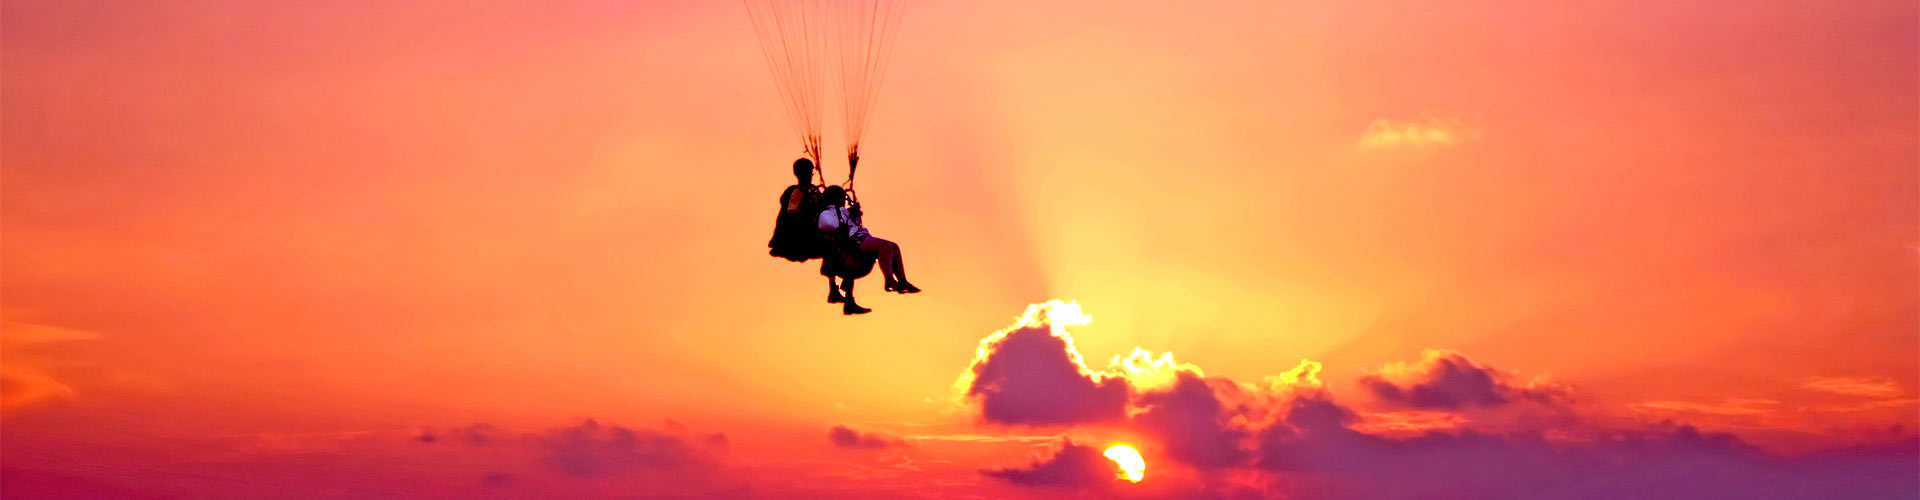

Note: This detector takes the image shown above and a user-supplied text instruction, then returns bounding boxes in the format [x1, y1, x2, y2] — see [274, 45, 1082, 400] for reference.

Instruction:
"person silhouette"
[767, 158, 825, 262]
[817, 185, 918, 314]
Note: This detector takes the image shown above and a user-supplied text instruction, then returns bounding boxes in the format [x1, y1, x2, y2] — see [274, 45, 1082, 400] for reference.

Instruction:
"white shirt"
[816, 206, 866, 239]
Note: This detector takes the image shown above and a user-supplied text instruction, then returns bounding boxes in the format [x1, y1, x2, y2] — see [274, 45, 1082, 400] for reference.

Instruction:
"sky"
[2, 0, 1916, 498]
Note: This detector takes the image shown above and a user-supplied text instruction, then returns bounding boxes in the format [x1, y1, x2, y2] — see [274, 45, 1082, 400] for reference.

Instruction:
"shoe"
[891, 281, 921, 294]
[843, 302, 871, 315]
[828, 291, 844, 303]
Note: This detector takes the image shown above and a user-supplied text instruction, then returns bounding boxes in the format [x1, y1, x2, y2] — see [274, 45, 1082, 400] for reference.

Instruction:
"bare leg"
[889, 248, 907, 283]
[858, 236, 902, 286]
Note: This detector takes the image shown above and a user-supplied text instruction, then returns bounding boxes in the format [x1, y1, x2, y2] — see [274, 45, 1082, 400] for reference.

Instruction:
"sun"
[1103, 444, 1145, 482]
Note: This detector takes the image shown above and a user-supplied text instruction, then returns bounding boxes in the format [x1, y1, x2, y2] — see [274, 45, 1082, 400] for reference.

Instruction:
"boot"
[828, 289, 844, 303]
[842, 300, 871, 315]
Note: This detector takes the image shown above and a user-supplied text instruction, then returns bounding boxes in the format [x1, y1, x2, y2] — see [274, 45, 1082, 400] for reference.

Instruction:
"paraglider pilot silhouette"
[767, 158, 825, 263]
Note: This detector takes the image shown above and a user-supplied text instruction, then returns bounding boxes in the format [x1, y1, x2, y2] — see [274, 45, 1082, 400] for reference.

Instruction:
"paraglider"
[748, 0, 918, 315]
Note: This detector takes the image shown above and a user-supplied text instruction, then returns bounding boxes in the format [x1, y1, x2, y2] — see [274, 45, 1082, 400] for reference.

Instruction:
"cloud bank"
[961, 301, 1919, 499]
[1358, 349, 1569, 410]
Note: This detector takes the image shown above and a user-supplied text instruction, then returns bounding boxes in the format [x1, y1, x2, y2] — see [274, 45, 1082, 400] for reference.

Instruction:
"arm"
[817, 206, 842, 232]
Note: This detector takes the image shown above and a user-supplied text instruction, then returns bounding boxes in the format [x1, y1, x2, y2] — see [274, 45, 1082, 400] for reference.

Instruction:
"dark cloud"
[828, 425, 902, 449]
[1255, 370, 1911, 499]
[412, 419, 731, 481]
[1359, 350, 1569, 410]
[5, 416, 758, 500]
[960, 303, 1129, 426]
[980, 440, 1121, 488]
[537, 419, 726, 477]
[1249, 391, 1917, 500]
[1130, 371, 1249, 469]
[418, 423, 498, 446]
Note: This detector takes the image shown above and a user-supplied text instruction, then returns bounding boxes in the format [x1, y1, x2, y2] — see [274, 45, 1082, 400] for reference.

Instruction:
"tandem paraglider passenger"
[817, 185, 918, 315]
[768, 158, 825, 262]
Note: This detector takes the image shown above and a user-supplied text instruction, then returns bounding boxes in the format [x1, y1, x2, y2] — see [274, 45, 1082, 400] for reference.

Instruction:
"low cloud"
[957, 301, 1130, 426]
[0, 369, 76, 411]
[828, 425, 904, 449]
[1357, 116, 1479, 149]
[4, 417, 753, 500]
[1803, 377, 1904, 398]
[980, 440, 1120, 488]
[1632, 398, 1783, 416]
[0, 320, 101, 412]
[1130, 371, 1250, 469]
[537, 419, 727, 477]
[1359, 349, 1569, 410]
[418, 423, 500, 445]
[962, 301, 1920, 499]
[1253, 391, 1916, 499]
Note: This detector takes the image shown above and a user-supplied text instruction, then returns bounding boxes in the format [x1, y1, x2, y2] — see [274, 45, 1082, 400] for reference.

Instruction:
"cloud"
[1358, 350, 1569, 410]
[1803, 377, 1904, 398]
[0, 320, 101, 412]
[957, 301, 1130, 426]
[1632, 398, 1783, 416]
[1357, 116, 1479, 149]
[964, 302, 1919, 499]
[3, 417, 760, 500]
[1130, 371, 1250, 469]
[1253, 404, 1917, 500]
[980, 440, 1121, 488]
[1264, 359, 1324, 391]
[1, 321, 101, 343]
[0, 369, 77, 411]
[1351, 410, 1470, 435]
[419, 423, 500, 445]
[536, 419, 727, 477]
[828, 425, 904, 449]
[1247, 380, 1914, 500]
[1810, 398, 1920, 413]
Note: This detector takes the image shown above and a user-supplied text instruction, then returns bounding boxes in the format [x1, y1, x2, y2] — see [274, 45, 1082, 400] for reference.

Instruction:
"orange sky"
[3, 0, 1916, 498]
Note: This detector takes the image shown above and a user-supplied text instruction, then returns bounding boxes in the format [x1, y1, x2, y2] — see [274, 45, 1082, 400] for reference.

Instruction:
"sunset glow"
[1104, 444, 1146, 482]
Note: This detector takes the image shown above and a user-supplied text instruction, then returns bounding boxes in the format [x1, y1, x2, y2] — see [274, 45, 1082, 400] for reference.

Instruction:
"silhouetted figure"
[768, 158, 826, 262]
[817, 186, 918, 315]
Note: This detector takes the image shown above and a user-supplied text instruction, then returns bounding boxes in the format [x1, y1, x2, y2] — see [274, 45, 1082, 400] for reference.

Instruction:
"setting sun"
[1103, 444, 1145, 482]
